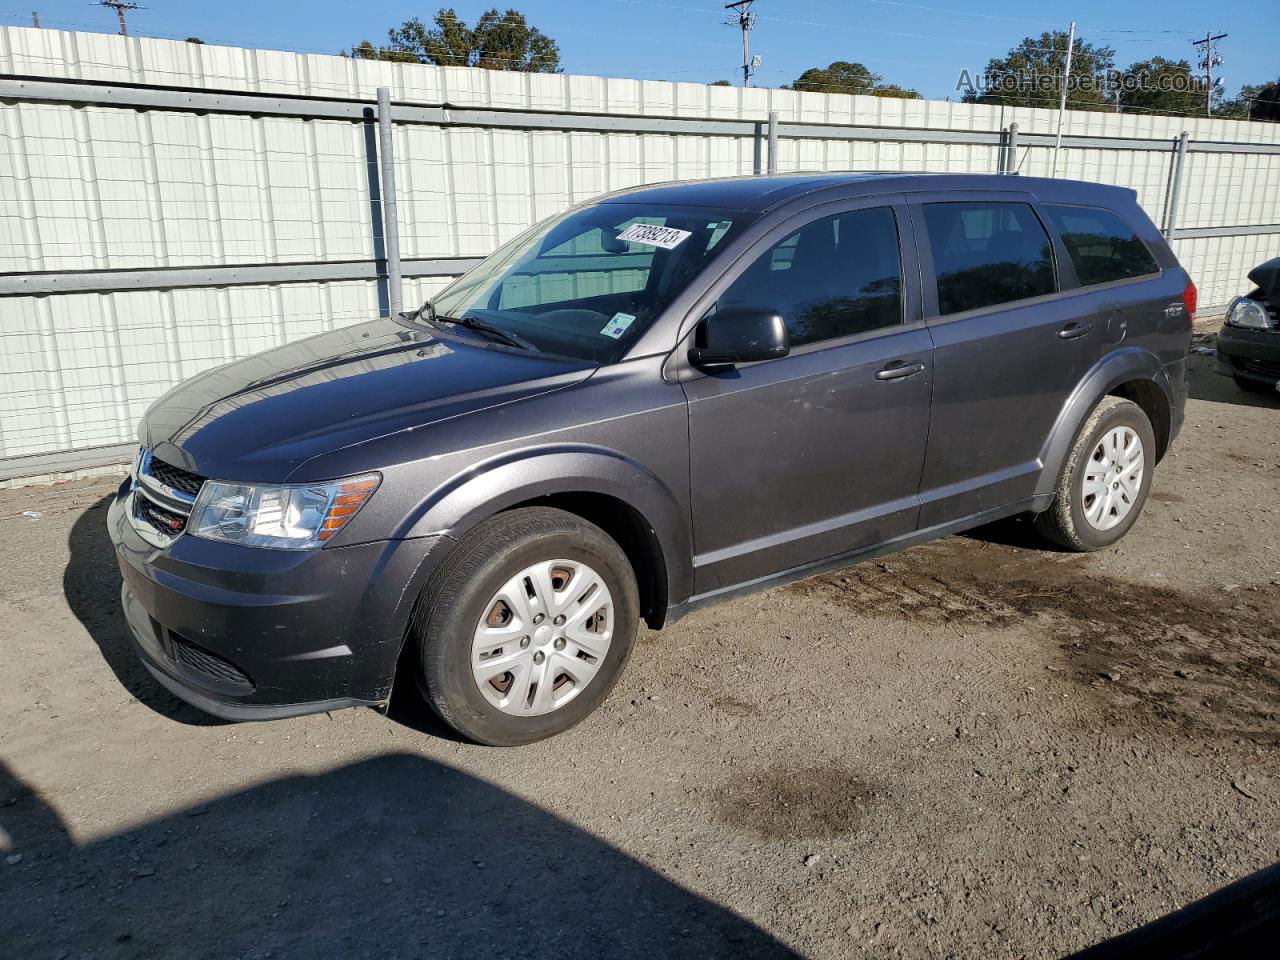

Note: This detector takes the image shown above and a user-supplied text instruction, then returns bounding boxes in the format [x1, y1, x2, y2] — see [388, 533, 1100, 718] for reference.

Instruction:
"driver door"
[680, 198, 934, 597]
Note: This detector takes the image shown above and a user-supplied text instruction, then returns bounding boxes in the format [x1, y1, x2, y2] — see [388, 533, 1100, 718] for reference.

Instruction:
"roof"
[596, 172, 1135, 212]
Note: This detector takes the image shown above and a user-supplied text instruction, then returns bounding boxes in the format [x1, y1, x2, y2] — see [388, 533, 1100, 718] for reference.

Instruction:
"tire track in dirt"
[787, 534, 1280, 744]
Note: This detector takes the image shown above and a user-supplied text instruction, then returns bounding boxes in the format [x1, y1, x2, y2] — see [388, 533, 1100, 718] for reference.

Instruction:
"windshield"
[425, 202, 759, 363]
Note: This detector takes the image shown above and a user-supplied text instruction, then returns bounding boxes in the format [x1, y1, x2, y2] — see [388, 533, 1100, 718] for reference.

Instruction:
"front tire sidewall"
[417, 513, 638, 746]
[1060, 399, 1156, 551]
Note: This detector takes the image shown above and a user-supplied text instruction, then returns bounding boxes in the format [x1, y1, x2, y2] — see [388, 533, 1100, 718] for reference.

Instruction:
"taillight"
[1182, 280, 1197, 319]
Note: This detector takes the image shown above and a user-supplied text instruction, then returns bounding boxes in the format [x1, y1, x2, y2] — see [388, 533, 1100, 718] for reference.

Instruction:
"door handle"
[1057, 321, 1093, 340]
[875, 359, 927, 381]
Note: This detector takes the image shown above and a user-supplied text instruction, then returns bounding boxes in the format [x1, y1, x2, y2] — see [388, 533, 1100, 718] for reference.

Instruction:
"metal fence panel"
[2, 24, 1279, 481]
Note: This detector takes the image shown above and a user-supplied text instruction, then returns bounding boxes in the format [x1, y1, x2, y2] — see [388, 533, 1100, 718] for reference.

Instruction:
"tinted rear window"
[923, 202, 1056, 315]
[1043, 204, 1160, 286]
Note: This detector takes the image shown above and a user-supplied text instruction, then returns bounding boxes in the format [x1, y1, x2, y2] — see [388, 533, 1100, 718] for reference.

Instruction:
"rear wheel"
[410, 507, 639, 746]
[1034, 396, 1156, 552]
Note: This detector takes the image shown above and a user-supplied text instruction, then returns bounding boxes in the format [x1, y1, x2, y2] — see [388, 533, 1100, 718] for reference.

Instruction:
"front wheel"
[409, 507, 639, 746]
[1034, 396, 1156, 552]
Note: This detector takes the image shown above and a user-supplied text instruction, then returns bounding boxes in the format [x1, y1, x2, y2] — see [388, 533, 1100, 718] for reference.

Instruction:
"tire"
[409, 507, 639, 746]
[1034, 396, 1156, 552]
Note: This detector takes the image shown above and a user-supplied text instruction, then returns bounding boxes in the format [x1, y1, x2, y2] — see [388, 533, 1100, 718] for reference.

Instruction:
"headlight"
[189, 473, 380, 550]
[1225, 296, 1275, 331]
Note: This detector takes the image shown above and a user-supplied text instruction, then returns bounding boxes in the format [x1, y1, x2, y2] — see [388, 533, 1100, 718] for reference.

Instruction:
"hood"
[142, 318, 595, 483]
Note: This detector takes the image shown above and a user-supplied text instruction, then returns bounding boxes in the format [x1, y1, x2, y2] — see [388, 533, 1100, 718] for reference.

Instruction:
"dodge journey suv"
[109, 173, 1193, 745]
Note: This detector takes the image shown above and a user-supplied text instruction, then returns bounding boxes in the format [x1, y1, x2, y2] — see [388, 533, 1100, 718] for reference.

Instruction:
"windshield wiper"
[413, 300, 539, 353]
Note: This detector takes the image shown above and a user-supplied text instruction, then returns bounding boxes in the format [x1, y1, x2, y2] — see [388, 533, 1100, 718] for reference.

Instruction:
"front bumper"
[107, 475, 446, 721]
[1216, 323, 1280, 388]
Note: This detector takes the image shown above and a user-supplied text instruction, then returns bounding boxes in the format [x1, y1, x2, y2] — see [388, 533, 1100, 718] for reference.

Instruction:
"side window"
[923, 202, 1056, 315]
[719, 206, 903, 348]
[1043, 204, 1160, 286]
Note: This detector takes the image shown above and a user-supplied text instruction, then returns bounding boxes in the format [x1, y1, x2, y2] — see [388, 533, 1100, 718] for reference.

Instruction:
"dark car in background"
[107, 173, 1194, 745]
[1216, 256, 1280, 395]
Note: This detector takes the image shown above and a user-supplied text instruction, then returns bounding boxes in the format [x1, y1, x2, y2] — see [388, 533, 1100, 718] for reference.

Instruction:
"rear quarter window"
[1043, 204, 1160, 287]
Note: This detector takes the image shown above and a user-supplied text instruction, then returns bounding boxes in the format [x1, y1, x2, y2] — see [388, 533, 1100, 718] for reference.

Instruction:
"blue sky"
[5, 0, 1277, 100]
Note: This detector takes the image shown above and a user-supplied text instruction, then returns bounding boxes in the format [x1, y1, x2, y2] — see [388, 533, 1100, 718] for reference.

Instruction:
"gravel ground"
[2, 348, 1278, 960]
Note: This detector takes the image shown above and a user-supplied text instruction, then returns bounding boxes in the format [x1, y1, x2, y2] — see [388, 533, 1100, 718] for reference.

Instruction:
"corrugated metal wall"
[2, 26, 1278, 480]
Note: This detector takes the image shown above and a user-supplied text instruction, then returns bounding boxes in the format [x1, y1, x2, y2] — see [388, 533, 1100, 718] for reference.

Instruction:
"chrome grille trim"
[138, 450, 200, 505]
[127, 448, 206, 548]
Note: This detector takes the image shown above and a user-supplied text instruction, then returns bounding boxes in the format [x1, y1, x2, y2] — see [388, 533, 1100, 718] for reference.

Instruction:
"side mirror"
[688, 307, 790, 371]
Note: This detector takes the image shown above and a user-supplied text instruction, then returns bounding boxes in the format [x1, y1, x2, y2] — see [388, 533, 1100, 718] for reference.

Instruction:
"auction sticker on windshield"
[617, 223, 692, 250]
[601, 312, 636, 339]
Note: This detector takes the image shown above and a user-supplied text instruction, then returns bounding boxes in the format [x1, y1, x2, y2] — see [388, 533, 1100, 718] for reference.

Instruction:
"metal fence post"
[376, 87, 403, 316]
[1164, 131, 1189, 240]
[1006, 122, 1019, 175]
[766, 111, 778, 175]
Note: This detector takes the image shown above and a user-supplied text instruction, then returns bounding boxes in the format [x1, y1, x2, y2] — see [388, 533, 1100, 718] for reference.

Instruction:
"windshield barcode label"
[616, 223, 692, 250]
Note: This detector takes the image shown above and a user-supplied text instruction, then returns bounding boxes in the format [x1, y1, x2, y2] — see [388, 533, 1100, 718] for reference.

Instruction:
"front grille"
[172, 636, 253, 691]
[147, 455, 205, 497]
[138, 496, 189, 537]
[1239, 357, 1280, 378]
[130, 450, 206, 545]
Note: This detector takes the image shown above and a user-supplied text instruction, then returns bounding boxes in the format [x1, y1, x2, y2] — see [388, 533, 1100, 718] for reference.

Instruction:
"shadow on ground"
[0, 754, 798, 959]
[62, 493, 221, 726]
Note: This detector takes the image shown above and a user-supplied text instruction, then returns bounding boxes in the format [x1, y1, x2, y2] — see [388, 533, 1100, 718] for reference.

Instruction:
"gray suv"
[107, 173, 1193, 745]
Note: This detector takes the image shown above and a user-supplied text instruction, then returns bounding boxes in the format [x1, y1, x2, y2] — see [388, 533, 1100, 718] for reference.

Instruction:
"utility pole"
[96, 1, 142, 37]
[1051, 21, 1076, 178]
[1192, 32, 1227, 117]
[31, 11, 40, 27]
[725, 0, 756, 88]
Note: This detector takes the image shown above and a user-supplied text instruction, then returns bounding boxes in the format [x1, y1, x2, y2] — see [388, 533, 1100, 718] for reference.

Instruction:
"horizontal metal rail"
[0, 257, 484, 296]
[1169, 224, 1280, 239]
[4, 76, 1279, 155]
[0, 441, 134, 482]
[2, 232, 1276, 297]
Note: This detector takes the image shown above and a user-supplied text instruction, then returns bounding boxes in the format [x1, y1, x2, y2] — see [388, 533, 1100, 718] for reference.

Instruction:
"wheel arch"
[401, 445, 691, 629]
[1106, 377, 1172, 460]
[1035, 348, 1173, 501]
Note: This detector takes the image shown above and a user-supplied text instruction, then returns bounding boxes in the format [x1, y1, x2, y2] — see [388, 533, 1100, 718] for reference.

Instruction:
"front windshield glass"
[426, 202, 758, 363]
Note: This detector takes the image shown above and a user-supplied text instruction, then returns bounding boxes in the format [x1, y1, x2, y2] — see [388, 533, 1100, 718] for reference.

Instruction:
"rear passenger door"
[913, 193, 1101, 528]
[1039, 202, 1174, 365]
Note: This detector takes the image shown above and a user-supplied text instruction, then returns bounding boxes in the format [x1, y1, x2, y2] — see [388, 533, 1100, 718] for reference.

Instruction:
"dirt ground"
[2, 347, 1278, 959]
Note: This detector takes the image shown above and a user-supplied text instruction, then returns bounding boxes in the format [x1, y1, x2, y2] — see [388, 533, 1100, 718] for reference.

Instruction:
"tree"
[787, 61, 920, 99]
[1117, 57, 1206, 117]
[351, 8, 560, 72]
[711, 80, 733, 87]
[1219, 78, 1280, 122]
[1248, 80, 1280, 122]
[960, 32, 1114, 112]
